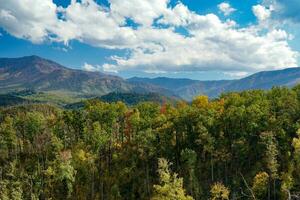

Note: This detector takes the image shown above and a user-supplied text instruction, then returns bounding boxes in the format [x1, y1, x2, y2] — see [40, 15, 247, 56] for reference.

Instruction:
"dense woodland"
[2, 86, 300, 199]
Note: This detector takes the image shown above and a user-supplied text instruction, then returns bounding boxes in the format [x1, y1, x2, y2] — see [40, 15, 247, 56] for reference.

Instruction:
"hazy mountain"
[127, 77, 234, 99]
[1, 56, 300, 102]
[128, 77, 200, 90]
[128, 67, 300, 100]
[225, 67, 300, 91]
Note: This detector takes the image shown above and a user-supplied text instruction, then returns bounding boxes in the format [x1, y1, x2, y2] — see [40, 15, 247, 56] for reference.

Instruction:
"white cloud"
[218, 2, 236, 16]
[110, 0, 169, 26]
[0, 0, 298, 74]
[82, 62, 102, 72]
[224, 71, 249, 78]
[252, 5, 272, 21]
[0, 0, 59, 43]
[104, 26, 298, 73]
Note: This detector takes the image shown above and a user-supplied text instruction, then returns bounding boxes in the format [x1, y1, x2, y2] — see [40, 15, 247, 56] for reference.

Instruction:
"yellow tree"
[151, 158, 194, 200]
[210, 182, 230, 200]
[252, 172, 269, 200]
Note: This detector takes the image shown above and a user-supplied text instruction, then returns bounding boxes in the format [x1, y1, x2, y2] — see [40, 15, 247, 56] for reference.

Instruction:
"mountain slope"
[0, 56, 180, 106]
[225, 67, 300, 91]
[128, 67, 300, 100]
[0, 94, 37, 107]
[127, 77, 234, 99]
[128, 77, 199, 90]
[0, 56, 133, 95]
[65, 92, 179, 109]
[1, 56, 300, 101]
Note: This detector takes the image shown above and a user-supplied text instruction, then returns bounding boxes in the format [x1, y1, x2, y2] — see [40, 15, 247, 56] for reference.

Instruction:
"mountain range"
[1, 55, 300, 103]
[128, 68, 300, 99]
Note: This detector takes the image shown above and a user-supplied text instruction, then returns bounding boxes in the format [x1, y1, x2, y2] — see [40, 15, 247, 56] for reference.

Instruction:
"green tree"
[181, 149, 201, 199]
[260, 132, 279, 199]
[0, 116, 18, 160]
[151, 158, 194, 200]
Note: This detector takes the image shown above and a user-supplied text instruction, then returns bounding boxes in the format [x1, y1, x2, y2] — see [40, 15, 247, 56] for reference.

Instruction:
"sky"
[0, 0, 299, 80]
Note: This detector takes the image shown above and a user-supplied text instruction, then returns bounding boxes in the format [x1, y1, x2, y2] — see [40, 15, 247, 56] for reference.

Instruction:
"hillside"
[0, 94, 36, 106]
[99, 92, 177, 105]
[65, 92, 178, 109]
[226, 67, 300, 91]
[0, 56, 132, 95]
[128, 67, 300, 100]
[1, 56, 300, 102]
[0, 56, 177, 104]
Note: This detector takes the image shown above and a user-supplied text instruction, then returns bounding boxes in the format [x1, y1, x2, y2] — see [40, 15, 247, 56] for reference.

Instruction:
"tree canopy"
[1, 86, 300, 199]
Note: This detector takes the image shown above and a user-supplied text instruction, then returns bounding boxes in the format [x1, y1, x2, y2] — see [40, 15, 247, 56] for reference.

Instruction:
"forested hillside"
[1, 85, 300, 199]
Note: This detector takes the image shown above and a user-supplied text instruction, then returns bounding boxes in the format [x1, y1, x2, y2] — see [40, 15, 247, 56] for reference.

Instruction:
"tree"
[0, 161, 23, 200]
[192, 95, 209, 108]
[23, 112, 45, 143]
[181, 149, 201, 199]
[260, 132, 279, 200]
[0, 180, 9, 200]
[53, 150, 76, 198]
[151, 158, 194, 200]
[292, 129, 300, 167]
[0, 116, 17, 161]
[252, 172, 269, 199]
[210, 182, 230, 200]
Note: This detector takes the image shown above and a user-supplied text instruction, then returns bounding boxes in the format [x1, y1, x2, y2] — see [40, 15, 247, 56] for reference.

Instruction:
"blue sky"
[0, 0, 299, 80]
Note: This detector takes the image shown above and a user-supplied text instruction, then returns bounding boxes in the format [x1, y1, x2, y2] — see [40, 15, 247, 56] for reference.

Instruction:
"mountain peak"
[24, 55, 42, 59]
[19, 55, 59, 65]
[0, 56, 134, 96]
[0, 55, 44, 61]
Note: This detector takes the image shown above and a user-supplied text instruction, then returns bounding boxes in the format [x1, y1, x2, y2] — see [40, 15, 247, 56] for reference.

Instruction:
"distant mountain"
[128, 77, 199, 90]
[0, 55, 132, 95]
[225, 67, 300, 91]
[128, 77, 234, 100]
[128, 67, 300, 100]
[1, 56, 300, 102]
[0, 56, 177, 101]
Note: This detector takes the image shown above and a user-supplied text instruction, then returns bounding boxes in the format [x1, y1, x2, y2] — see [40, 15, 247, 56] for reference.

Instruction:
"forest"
[1, 85, 300, 200]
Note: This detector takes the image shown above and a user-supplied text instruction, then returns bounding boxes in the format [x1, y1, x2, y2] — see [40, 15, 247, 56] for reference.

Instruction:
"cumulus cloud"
[0, 0, 59, 43]
[218, 2, 236, 16]
[224, 71, 249, 78]
[110, 0, 169, 26]
[0, 0, 298, 74]
[82, 63, 102, 72]
[252, 5, 272, 22]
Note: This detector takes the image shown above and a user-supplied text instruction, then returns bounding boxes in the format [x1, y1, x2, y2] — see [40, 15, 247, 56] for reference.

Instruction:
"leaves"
[0, 86, 300, 199]
[210, 182, 230, 200]
[151, 158, 194, 200]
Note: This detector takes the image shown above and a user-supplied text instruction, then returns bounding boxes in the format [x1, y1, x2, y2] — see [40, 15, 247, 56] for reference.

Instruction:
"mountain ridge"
[0, 55, 127, 92]
[1, 55, 300, 101]
[0, 55, 177, 98]
[128, 67, 300, 99]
